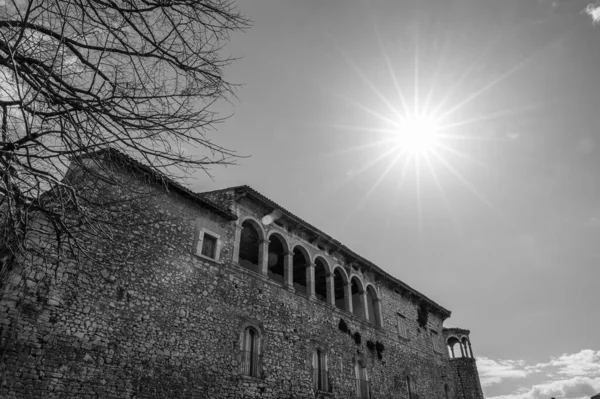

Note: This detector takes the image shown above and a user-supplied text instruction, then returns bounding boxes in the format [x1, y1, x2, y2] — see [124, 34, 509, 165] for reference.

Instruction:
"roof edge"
[72, 148, 237, 221]
[227, 185, 451, 317]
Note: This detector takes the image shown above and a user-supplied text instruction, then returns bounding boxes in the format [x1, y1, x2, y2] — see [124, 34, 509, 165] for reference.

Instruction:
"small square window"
[195, 226, 220, 261]
[201, 233, 217, 259]
[397, 314, 408, 339]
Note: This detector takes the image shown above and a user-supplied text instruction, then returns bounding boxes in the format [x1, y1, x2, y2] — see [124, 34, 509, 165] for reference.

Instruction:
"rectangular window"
[397, 314, 408, 339]
[201, 234, 217, 258]
[313, 349, 330, 392]
[195, 226, 221, 261]
[431, 330, 442, 353]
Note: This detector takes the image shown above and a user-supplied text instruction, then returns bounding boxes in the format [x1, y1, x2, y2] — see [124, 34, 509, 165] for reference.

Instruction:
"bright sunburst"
[394, 114, 440, 154]
[324, 16, 546, 232]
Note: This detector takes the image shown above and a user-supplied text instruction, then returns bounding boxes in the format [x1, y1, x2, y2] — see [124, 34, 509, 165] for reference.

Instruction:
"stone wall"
[449, 358, 485, 399]
[0, 162, 479, 398]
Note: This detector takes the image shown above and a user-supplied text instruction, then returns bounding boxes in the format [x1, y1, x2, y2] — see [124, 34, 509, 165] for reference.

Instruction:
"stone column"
[325, 272, 334, 307]
[344, 282, 353, 314]
[467, 341, 474, 358]
[450, 345, 456, 358]
[284, 251, 294, 291]
[359, 289, 367, 321]
[259, 239, 269, 276]
[459, 342, 465, 357]
[232, 224, 243, 264]
[307, 263, 316, 299]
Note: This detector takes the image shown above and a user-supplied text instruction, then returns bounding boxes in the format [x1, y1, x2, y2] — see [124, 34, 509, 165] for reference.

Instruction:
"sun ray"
[415, 153, 423, 233]
[348, 150, 407, 222]
[423, 152, 462, 235]
[373, 23, 411, 117]
[337, 50, 405, 121]
[436, 36, 564, 123]
[333, 93, 400, 127]
[430, 149, 508, 223]
[435, 142, 486, 167]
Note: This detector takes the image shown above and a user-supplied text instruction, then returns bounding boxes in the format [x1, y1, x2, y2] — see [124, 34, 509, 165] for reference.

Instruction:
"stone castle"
[0, 150, 485, 398]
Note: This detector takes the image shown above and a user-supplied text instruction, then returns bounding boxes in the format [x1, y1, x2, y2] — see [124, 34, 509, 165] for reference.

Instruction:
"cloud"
[484, 349, 600, 399]
[478, 357, 531, 386]
[586, 3, 600, 24]
[552, 350, 600, 377]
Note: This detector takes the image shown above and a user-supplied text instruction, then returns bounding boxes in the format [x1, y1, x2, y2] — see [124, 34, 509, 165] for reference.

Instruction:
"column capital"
[308, 262, 316, 268]
[284, 250, 294, 257]
[261, 239, 270, 245]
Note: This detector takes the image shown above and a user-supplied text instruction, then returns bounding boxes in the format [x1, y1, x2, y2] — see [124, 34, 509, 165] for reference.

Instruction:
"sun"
[395, 114, 440, 154]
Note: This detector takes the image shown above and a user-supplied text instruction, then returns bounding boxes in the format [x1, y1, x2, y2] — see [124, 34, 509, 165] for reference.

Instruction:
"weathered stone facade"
[0, 152, 485, 398]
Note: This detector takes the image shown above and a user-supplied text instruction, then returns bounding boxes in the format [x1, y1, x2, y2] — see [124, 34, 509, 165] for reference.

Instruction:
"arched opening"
[406, 376, 417, 399]
[238, 220, 260, 273]
[267, 235, 285, 284]
[355, 359, 370, 399]
[314, 257, 328, 303]
[292, 246, 309, 295]
[447, 337, 461, 358]
[241, 326, 261, 377]
[313, 349, 329, 392]
[365, 285, 379, 326]
[351, 277, 365, 319]
[333, 268, 346, 311]
[461, 337, 472, 358]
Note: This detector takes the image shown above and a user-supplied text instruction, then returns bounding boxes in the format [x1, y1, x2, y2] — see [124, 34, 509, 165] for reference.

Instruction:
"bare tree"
[0, 0, 249, 285]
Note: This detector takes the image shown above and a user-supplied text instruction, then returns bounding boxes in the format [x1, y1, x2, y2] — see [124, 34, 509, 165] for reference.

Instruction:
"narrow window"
[366, 286, 380, 326]
[241, 327, 261, 377]
[397, 314, 408, 338]
[445, 384, 451, 399]
[355, 361, 370, 399]
[267, 235, 285, 284]
[333, 268, 346, 310]
[351, 277, 365, 319]
[313, 349, 329, 392]
[314, 258, 328, 303]
[239, 221, 260, 272]
[406, 376, 418, 399]
[292, 247, 308, 295]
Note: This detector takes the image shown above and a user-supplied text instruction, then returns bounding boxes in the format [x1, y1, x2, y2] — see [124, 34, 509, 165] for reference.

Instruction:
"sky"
[186, 1, 600, 398]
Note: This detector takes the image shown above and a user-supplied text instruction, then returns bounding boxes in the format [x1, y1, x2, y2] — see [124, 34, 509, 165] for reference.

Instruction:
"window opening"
[201, 234, 217, 259]
[314, 258, 328, 303]
[267, 235, 285, 284]
[239, 221, 260, 272]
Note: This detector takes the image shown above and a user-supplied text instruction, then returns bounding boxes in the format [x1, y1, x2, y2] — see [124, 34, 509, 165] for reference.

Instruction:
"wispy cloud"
[478, 357, 532, 386]
[483, 350, 600, 399]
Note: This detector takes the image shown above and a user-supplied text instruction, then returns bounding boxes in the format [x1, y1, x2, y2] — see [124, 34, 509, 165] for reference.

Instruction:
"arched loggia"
[314, 257, 328, 303]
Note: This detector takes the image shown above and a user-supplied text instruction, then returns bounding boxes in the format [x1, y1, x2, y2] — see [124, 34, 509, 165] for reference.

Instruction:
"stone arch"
[350, 276, 366, 320]
[292, 245, 310, 295]
[238, 218, 265, 273]
[461, 336, 473, 358]
[447, 336, 462, 358]
[365, 284, 381, 326]
[239, 216, 266, 238]
[332, 266, 349, 311]
[266, 232, 288, 285]
[314, 256, 329, 303]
